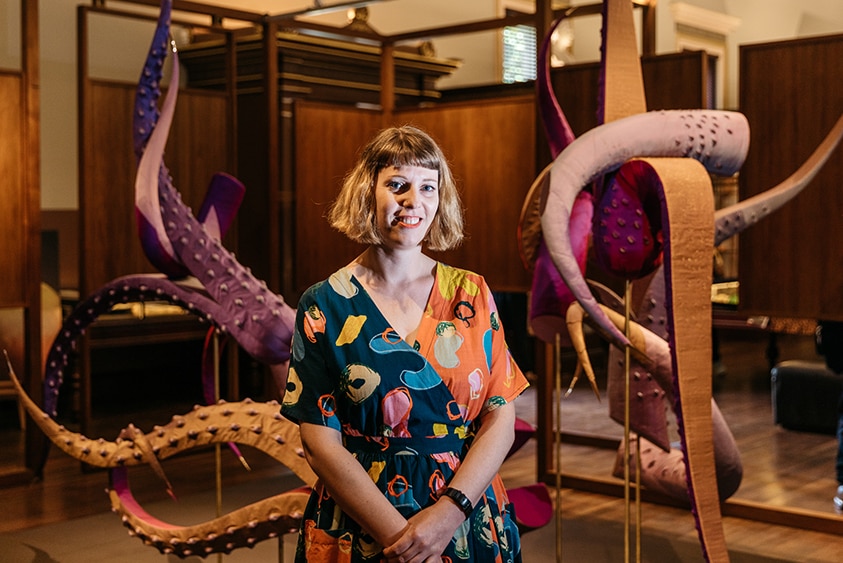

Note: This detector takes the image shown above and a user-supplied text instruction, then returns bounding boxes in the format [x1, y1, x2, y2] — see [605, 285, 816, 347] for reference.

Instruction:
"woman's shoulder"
[437, 262, 483, 280]
[437, 262, 489, 297]
[299, 266, 360, 304]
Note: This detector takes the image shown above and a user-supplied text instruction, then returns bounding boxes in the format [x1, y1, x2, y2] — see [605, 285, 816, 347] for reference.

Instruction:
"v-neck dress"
[281, 263, 529, 562]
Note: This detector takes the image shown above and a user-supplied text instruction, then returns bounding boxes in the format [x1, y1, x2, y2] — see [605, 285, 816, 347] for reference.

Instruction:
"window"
[502, 24, 536, 83]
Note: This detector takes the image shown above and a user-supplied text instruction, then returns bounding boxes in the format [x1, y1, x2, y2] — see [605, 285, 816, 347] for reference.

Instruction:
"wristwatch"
[440, 487, 474, 519]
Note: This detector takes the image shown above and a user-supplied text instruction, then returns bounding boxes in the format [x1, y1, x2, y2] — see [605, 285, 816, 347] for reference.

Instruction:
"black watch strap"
[441, 487, 473, 519]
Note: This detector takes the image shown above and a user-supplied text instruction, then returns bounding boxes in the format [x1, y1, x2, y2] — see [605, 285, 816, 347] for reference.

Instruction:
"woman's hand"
[382, 498, 465, 562]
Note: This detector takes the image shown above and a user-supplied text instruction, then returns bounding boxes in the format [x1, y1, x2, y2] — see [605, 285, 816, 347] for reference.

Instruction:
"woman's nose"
[399, 187, 417, 207]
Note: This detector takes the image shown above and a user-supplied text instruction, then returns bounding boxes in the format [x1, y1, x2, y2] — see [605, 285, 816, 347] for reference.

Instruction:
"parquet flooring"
[1, 328, 843, 561]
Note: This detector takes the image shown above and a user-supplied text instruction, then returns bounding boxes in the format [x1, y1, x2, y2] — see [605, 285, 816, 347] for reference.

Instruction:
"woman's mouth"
[396, 216, 422, 227]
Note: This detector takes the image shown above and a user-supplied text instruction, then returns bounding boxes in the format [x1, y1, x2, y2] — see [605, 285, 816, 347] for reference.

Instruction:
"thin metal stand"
[213, 331, 223, 563]
[554, 333, 563, 562]
[622, 281, 641, 563]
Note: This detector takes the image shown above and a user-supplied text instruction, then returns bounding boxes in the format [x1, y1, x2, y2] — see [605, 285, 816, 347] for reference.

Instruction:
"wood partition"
[79, 82, 233, 295]
[396, 98, 537, 293]
[292, 97, 537, 298]
[77, 79, 234, 428]
[292, 103, 383, 297]
[0, 72, 27, 305]
[551, 50, 714, 138]
[738, 33, 843, 322]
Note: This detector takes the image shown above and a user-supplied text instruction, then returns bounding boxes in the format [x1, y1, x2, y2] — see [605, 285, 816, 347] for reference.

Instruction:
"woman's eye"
[386, 180, 405, 190]
[422, 184, 437, 192]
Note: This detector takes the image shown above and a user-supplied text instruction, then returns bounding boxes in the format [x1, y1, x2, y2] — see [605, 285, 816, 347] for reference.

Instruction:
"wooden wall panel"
[738, 34, 843, 321]
[81, 83, 142, 296]
[80, 82, 232, 295]
[0, 73, 25, 304]
[396, 98, 537, 293]
[551, 50, 712, 138]
[292, 102, 381, 297]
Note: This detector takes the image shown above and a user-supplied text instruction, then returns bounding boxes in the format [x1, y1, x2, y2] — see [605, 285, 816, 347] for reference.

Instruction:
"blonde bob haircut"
[327, 125, 464, 251]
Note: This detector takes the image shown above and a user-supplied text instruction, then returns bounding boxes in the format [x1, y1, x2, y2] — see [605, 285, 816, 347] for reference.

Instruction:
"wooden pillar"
[23, 0, 45, 475]
[532, 0, 555, 484]
[640, 1, 656, 56]
[380, 41, 395, 125]
[534, 0, 553, 175]
[262, 21, 281, 293]
[224, 29, 240, 402]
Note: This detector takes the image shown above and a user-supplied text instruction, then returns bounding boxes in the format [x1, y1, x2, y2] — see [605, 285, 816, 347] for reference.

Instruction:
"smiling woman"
[280, 125, 530, 562]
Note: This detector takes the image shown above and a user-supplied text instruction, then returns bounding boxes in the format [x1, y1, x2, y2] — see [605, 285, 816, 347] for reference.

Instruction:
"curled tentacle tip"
[238, 455, 252, 472]
[589, 382, 602, 403]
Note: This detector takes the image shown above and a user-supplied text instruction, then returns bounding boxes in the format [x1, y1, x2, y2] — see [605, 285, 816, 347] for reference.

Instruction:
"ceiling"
[126, 0, 571, 32]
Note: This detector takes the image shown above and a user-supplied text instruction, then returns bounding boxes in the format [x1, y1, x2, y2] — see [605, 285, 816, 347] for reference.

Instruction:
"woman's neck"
[349, 246, 436, 344]
[351, 246, 435, 288]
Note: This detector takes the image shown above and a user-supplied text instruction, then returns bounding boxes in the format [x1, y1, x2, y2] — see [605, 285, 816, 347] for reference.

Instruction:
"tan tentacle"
[108, 475, 311, 558]
[565, 301, 651, 400]
[564, 303, 601, 400]
[4, 352, 316, 485]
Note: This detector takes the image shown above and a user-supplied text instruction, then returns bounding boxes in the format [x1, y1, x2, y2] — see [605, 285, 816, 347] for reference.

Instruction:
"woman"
[281, 125, 529, 562]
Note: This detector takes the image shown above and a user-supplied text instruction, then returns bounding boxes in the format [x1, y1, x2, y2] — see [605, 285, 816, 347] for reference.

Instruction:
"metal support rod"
[214, 330, 223, 563]
[623, 280, 631, 563]
[554, 332, 563, 562]
[624, 281, 641, 563]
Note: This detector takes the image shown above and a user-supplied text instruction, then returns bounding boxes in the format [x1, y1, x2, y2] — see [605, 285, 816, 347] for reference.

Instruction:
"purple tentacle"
[132, 1, 169, 158]
[43, 274, 222, 417]
[196, 172, 246, 242]
[537, 17, 576, 158]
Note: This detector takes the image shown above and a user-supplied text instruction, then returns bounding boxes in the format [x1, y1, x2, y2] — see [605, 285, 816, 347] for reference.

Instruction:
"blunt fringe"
[327, 125, 464, 251]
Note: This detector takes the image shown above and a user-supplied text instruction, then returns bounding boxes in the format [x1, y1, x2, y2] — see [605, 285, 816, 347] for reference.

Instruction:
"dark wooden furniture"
[180, 31, 460, 107]
[71, 307, 210, 430]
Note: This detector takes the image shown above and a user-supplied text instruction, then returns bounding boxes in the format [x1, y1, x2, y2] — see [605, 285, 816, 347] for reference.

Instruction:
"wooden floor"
[1, 328, 843, 561]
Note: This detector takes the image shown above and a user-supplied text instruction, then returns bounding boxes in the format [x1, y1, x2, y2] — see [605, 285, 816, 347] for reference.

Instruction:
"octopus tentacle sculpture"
[6, 354, 315, 557]
[6, 0, 320, 557]
[528, 2, 843, 560]
[42, 1, 296, 425]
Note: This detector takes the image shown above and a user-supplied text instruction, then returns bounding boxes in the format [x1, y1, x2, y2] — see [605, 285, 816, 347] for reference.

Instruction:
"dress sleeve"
[480, 277, 530, 415]
[280, 288, 342, 432]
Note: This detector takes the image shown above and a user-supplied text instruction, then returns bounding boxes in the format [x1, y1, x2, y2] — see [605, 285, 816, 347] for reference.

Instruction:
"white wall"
[0, 0, 21, 69]
[2, 0, 841, 210]
[655, 0, 843, 109]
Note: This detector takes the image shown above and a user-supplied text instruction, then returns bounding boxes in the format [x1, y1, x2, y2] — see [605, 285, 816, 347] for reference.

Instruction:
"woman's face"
[373, 164, 440, 250]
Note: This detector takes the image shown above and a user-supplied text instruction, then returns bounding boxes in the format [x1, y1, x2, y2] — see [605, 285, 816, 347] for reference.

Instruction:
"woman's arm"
[299, 422, 409, 547]
[382, 400, 517, 562]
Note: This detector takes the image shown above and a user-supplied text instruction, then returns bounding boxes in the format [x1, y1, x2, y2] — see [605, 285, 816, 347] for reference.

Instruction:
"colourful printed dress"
[281, 263, 529, 562]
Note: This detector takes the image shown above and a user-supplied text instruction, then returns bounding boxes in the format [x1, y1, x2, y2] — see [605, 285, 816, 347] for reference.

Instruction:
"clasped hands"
[381, 493, 467, 563]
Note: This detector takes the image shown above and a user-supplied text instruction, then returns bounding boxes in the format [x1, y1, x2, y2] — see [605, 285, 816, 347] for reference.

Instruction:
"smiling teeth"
[402, 217, 421, 225]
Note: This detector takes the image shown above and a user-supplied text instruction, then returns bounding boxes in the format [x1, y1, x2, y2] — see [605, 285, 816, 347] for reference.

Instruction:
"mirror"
[535, 324, 843, 533]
